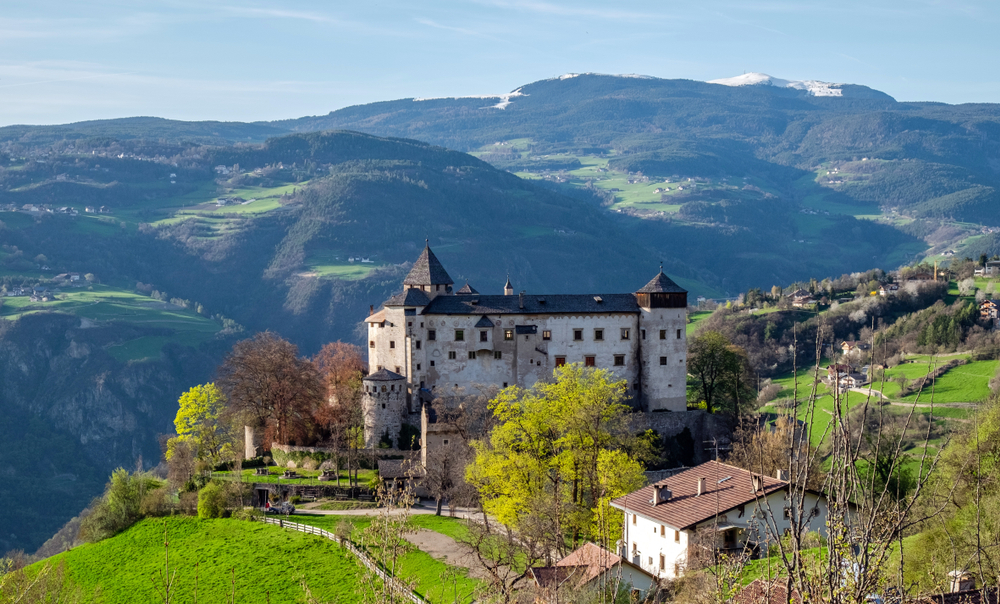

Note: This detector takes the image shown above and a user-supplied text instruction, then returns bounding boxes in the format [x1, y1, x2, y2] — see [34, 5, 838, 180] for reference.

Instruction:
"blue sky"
[1, 0, 998, 126]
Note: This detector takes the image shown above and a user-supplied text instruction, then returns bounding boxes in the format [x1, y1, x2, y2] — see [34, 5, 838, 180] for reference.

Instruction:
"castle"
[361, 245, 688, 447]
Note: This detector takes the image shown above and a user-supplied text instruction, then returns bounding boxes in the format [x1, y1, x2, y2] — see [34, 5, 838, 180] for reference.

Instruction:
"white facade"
[363, 246, 689, 446]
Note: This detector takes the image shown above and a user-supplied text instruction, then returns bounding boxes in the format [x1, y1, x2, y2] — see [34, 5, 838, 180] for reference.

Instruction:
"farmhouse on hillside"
[362, 243, 689, 448]
[610, 461, 830, 580]
[528, 542, 657, 602]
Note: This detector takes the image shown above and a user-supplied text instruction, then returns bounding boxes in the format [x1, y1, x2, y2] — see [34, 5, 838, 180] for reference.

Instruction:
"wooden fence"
[258, 517, 427, 604]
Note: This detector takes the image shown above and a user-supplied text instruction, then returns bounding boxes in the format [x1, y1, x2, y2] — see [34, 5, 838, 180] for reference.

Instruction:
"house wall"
[601, 564, 656, 595]
[622, 510, 690, 580]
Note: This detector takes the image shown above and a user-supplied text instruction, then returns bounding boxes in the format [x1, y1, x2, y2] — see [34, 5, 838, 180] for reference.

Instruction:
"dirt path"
[404, 529, 500, 581]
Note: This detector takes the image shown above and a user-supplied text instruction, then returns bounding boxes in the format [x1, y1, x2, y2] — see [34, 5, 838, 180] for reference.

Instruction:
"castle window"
[468, 351, 476, 360]
[416, 363, 421, 370]
[504, 329, 514, 340]
[480, 331, 489, 342]
[428, 330, 437, 341]
[659, 329, 666, 340]
[633, 383, 639, 390]
[614, 355, 625, 366]
[436, 285, 441, 291]
[448, 351, 457, 360]
[415, 341, 421, 350]
[382, 403, 385, 409]
[594, 329, 604, 341]
[395, 366, 401, 373]
[660, 356, 667, 365]
[379, 322, 384, 328]
[621, 328, 630, 340]
[381, 385, 386, 392]
[585, 356, 595, 367]
[573, 329, 583, 341]
[494, 351, 502, 359]
[443, 439, 449, 445]
[542, 330, 551, 340]
[677, 329, 682, 339]
[555, 356, 566, 366]
[641, 329, 646, 340]
[369, 341, 375, 348]
[408, 322, 412, 327]
[430, 361, 435, 367]
[503, 382, 508, 388]
[389, 341, 395, 349]
[455, 330, 464, 341]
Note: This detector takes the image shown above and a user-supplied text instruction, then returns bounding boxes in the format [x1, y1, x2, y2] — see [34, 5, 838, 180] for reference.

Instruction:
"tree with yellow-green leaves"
[466, 363, 646, 556]
[167, 383, 235, 464]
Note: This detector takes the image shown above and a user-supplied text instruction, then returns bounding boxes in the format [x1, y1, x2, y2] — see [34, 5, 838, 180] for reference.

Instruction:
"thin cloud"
[474, 0, 665, 22]
[221, 6, 344, 25]
[413, 17, 503, 40]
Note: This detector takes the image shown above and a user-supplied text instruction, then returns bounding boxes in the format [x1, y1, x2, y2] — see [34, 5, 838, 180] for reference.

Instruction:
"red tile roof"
[555, 542, 623, 584]
[610, 460, 787, 530]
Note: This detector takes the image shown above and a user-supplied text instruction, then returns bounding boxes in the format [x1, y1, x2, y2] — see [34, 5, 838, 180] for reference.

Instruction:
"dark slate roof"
[457, 282, 478, 294]
[474, 315, 495, 327]
[377, 459, 420, 479]
[636, 271, 687, 294]
[403, 245, 453, 286]
[385, 287, 431, 307]
[363, 368, 406, 382]
[422, 293, 640, 315]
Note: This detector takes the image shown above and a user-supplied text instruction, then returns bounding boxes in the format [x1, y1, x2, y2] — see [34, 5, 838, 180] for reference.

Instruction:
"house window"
[555, 356, 566, 366]
[415, 341, 421, 350]
[480, 331, 489, 342]
[632, 514, 636, 525]
[448, 351, 457, 360]
[660, 525, 665, 536]
[659, 554, 665, 570]
[621, 328, 630, 340]
[585, 356, 595, 367]
[504, 329, 514, 340]
[542, 330, 551, 340]
[614, 355, 625, 366]
[594, 329, 604, 341]
[674, 530, 680, 542]
[648, 556, 653, 567]
[468, 351, 476, 360]
[494, 351, 502, 359]
[428, 330, 436, 341]
[659, 329, 666, 340]
[389, 341, 395, 349]
[574, 329, 583, 341]
[455, 330, 464, 341]
[369, 341, 375, 348]
[660, 356, 667, 365]
[677, 329, 682, 339]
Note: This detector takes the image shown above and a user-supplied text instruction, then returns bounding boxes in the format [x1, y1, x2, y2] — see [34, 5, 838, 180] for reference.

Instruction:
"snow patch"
[555, 72, 654, 81]
[413, 87, 526, 110]
[708, 72, 843, 97]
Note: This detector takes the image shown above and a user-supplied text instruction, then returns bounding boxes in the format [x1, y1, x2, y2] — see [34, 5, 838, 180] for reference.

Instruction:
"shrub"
[290, 495, 302, 504]
[140, 487, 173, 517]
[197, 483, 227, 519]
[301, 458, 318, 471]
[286, 460, 297, 469]
[232, 507, 263, 522]
[79, 468, 161, 542]
[178, 491, 199, 515]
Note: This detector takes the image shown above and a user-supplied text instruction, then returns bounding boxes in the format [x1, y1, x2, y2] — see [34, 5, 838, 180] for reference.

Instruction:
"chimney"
[948, 570, 975, 593]
[369, 305, 374, 316]
[751, 475, 762, 492]
[776, 469, 789, 481]
[650, 483, 671, 505]
[697, 477, 706, 496]
[519, 291, 525, 309]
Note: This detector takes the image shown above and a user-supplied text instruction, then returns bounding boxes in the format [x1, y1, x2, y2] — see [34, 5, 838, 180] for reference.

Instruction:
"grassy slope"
[43, 517, 362, 604]
[291, 514, 481, 604]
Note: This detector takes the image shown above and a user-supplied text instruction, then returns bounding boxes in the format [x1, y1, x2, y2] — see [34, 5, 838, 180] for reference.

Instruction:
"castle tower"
[635, 269, 688, 412]
[361, 369, 407, 448]
[402, 243, 454, 300]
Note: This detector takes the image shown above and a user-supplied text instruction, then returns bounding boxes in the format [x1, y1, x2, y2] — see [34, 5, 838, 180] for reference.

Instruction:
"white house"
[610, 461, 830, 580]
[528, 542, 656, 602]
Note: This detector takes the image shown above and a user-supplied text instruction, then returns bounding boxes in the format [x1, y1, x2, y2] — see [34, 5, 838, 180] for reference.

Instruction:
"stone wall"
[632, 410, 732, 465]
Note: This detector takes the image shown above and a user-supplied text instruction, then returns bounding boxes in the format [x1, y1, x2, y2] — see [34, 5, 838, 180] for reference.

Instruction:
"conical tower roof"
[637, 270, 686, 294]
[457, 281, 479, 294]
[403, 244, 453, 286]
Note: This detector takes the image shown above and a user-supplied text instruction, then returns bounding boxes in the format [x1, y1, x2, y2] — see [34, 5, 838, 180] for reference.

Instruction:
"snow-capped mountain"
[708, 72, 844, 97]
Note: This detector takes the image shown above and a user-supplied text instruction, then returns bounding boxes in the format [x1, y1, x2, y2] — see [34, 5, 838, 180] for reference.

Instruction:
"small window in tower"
[468, 351, 476, 360]
[614, 355, 625, 366]
[542, 330, 551, 340]
[428, 330, 437, 341]
[455, 330, 464, 342]
[555, 356, 566, 366]
[633, 383, 639, 390]
[416, 363, 421, 370]
[448, 351, 457, 360]
[369, 341, 375, 348]
[389, 341, 395, 349]
[443, 439, 449, 445]
[677, 329, 682, 339]
[659, 329, 666, 340]
[594, 329, 604, 341]
[430, 360, 435, 367]
[480, 330, 488, 342]
[503, 382, 508, 388]
[621, 328, 630, 340]
[395, 366, 401, 373]
[504, 329, 514, 340]
[377, 365, 382, 370]
[641, 329, 646, 340]
[494, 351, 502, 359]
[379, 322, 385, 328]
[382, 403, 385, 409]
[574, 329, 583, 341]
[381, 385, 386, 392]
[408, 322, 412, 327]
[420, 322, 424, 327]
[585, 356, 595, 367]
[415, 341, 421, 350]
[660, 356, 667, 365]
[436, 285, 441, 291]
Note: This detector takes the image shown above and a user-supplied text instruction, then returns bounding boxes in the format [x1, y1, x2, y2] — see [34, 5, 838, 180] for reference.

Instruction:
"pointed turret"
[504, 274, 514, 296]
[403, 243, 453, 299]
[636, 268, 687, 308]
[456, 281, 479, 295]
